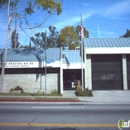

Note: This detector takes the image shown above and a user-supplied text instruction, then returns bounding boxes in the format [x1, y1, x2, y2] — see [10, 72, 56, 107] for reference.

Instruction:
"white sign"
[0, 62, 40, 68]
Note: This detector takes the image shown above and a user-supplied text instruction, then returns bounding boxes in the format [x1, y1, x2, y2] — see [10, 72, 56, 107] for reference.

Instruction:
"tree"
[47, 26, 59, 47]
[121, 29, 130, 38]
[57, 25, 89, 50]
[30, 32, 47, 48]
[57, 26, 78, 50]
[0, 0, 8, 9]
[11, 29, 20, 48]
[30, 26, 59, 48]
[20, 40, 36, 49]
[20, 45, 36, 49]
[0, 0, 62, 92]
[29, 40, 31, 48]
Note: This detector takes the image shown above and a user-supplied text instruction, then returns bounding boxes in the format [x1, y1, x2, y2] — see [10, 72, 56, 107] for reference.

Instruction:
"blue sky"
[0, 0, 130, 48]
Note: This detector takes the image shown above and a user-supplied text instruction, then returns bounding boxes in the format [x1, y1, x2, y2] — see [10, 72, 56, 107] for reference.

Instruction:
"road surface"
[0, 102, 130, 130]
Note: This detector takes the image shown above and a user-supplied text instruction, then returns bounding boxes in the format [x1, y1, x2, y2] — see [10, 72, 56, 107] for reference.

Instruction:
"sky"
[0, 0, 130, 48]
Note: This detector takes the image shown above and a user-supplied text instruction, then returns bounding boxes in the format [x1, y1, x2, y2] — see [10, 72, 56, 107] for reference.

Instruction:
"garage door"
[127, 55, 130, 90]
[92, 55, 123, 90]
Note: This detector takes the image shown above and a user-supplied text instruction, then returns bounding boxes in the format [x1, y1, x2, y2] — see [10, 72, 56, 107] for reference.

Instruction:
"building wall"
[3, 73, 59, 93]
[85, 55, 92, 90]
[122, 55, 128, 90]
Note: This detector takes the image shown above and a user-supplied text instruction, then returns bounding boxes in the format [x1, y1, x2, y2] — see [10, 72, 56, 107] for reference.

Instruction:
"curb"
[0, 99, 79, 102]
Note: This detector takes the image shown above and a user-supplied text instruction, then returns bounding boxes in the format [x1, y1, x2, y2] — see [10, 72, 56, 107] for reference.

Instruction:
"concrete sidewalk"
[78, 90, 130, 104]
[0, 90, 130, 104]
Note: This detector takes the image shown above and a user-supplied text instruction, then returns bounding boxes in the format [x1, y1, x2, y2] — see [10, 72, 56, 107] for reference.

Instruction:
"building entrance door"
[63, 69, 81, 90]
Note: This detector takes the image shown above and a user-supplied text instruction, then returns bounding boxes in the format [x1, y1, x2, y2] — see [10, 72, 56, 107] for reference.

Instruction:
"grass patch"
[0, 97, 77, 100]
[0, 93, 62, 96]
[0, 96, 79, 102]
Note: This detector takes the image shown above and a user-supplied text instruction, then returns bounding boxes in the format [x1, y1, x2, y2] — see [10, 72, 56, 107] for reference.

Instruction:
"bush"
[20, 87, 24, 93]
[10, 86, 24, 93]
[51, 89, 58, 95]
[10, 88, 14, 92]
[75, 88, 93, 96]
[15, 86, 20, 90]
[75, 88, 82, 96]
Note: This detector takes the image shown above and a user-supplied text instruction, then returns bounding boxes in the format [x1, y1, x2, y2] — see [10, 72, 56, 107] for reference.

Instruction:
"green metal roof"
[63, 50, 81, 64]
[1, 38, 130, 63]
[0, 48, 61, 62]
[84, 38, 130, 48]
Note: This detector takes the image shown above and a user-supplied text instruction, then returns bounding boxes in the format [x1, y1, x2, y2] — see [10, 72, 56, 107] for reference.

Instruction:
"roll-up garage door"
[92, 55, 123, 90]
[127, 55, 130, 90]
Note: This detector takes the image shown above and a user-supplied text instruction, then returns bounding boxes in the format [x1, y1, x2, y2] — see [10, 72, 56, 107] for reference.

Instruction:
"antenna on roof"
[98, 23, 101, 38]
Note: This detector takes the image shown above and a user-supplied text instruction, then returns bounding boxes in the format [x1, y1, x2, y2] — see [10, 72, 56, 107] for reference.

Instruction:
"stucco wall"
[85, 55, 92, 90]
[3, 73, 59, 93]
[122, 54, 128, 90]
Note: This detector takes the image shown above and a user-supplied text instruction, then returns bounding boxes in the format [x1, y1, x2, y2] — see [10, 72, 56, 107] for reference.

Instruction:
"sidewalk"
[0, 90, 130, 104]
[78, 90, 130, 104]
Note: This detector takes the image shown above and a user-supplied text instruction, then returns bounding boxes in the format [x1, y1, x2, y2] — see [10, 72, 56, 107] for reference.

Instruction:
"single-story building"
[0, 38, 130, 94]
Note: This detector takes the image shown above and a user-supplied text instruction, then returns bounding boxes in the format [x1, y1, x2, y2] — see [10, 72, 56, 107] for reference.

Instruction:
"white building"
[0, 38, 130, 94]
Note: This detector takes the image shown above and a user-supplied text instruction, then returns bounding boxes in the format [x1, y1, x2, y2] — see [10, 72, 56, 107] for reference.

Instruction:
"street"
[0, 102, 130, 130]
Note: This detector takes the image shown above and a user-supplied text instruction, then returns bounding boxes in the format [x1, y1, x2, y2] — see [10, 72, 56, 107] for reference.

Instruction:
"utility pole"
[14, 8, 17, 48]
[45, 31, 47, 97]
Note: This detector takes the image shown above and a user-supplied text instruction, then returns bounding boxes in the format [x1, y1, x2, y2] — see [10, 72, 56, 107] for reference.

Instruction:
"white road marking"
[31, 106, 84, 109]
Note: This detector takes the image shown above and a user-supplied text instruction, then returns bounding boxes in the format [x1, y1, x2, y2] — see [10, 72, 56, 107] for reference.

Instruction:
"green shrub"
[15, 86, 21, 90]
[10, 86, 24, 93]
[84, 88, 93, 96]
[10, 88, 14, 93]
[20, 87, 24, 93]
[75, 88, 82, 96]
[75, 88, 93, 96]
[51, 89, 58, 95]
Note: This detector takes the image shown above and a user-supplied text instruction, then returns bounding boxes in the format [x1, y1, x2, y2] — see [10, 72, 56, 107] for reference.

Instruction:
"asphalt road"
[0, 102, 130, 130]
